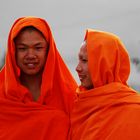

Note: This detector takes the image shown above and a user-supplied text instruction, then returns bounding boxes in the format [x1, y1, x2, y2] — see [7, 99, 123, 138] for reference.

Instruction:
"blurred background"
[0, 0, 140, 91]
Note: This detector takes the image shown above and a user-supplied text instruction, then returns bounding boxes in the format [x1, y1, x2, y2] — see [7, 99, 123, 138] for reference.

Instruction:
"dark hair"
[14, 26, 46, 42]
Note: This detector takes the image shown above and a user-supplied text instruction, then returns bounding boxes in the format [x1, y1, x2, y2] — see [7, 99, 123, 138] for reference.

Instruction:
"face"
[76, 41, 93, 89]
[15, 28, 49, 76]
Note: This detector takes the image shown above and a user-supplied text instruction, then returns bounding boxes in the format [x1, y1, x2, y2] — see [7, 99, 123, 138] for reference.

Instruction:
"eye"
[35, 45, 44, 51]
[36, 46, 43, 50]
[82, 59, 88, 62]
[17, 46, 27, 51]
[79, 57, 88, 63]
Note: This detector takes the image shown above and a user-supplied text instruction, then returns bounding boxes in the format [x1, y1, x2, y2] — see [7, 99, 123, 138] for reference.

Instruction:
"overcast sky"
[0, 0, 140, 83]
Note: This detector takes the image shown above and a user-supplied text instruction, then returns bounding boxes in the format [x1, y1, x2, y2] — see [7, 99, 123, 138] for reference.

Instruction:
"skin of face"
[76, 41, 93, 90]
[15, 29, 49, 76]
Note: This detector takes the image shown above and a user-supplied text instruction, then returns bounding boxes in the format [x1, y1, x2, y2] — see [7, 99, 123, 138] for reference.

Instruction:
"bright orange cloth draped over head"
[71, 29, 140, 140]
[85, 29, 130, 87]
[0, 17, 77, 140]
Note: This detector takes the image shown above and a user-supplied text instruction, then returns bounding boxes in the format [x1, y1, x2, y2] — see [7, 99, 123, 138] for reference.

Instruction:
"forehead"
[14, 26, 46, 41]
[18, 30, 43, 38]
[14, 28, 49, 49]
[19, 26, 43, 35]
[79, 41, 87, 55]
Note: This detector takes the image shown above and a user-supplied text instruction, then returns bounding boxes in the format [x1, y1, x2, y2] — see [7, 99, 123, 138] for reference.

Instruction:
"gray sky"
[0, 0, 140, 83]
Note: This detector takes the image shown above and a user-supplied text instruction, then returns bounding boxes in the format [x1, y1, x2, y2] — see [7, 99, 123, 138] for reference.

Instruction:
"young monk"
[0, 16, 77, 140]
[71, 29, 140, 140]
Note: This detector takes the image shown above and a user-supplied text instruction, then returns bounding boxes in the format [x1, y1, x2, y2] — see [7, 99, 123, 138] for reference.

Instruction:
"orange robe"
[0, 17, 77, 140]
[71, 29, 140, 140]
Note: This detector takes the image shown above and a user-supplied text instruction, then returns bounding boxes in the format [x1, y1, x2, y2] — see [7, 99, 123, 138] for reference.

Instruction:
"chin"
[82, 84, 93, 90]
[22, 69, 40, 75]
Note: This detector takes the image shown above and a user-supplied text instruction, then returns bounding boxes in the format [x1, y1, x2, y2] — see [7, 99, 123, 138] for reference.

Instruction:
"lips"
[25, 62, 38, 69]
[78, 74, 85, 81]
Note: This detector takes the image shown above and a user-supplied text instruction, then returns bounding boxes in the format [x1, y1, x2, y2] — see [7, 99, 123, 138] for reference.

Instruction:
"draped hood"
[85, 29, 130, 88]
[71, 29, 140, 140]
[0, 17, 77, 140]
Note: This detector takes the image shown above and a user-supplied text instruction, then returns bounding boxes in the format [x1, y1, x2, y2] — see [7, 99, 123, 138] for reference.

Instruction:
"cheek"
[84, 67, 90, 76]
[15, 52, 25, 65]
[17, 54, 23, 62]
[87, 74, 93, 84]
[16, 53, 20, 62]
[39, 52, 48, 63]
[86, 69, 92, 81]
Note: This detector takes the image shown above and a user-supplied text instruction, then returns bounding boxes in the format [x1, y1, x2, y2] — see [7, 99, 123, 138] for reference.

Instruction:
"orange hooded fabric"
[0, 17, 77, 140]
[71, 29, 140, 140]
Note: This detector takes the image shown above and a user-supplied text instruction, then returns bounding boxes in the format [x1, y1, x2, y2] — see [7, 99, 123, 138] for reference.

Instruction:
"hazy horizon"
[0, 0, 140, 88]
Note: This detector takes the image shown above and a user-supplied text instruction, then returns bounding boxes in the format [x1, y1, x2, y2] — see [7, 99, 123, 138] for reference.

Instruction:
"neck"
[20, 72, 42, 101]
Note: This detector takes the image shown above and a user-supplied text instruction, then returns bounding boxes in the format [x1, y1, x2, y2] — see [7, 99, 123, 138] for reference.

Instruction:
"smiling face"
[76, 41, 93, 89]
[14, 27, 49, 76]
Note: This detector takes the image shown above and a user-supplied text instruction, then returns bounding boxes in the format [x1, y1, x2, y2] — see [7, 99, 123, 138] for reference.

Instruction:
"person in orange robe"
[0, 16, 77, 140]
[71, 29, 140, 140]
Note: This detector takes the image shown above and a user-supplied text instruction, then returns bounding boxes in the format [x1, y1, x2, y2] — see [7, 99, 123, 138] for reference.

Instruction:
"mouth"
[78, 74, 85, 81]
[25, 62, 38, 69]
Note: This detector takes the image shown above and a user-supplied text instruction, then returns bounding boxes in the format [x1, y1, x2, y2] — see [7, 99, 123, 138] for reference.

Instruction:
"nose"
[76, 62, 82, 73]
[26, 48, 36, 59]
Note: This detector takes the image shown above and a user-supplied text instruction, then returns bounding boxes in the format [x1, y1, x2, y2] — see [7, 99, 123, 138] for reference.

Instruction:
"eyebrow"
[15, 43, 28, 47]
[16, 42, 47, 46]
